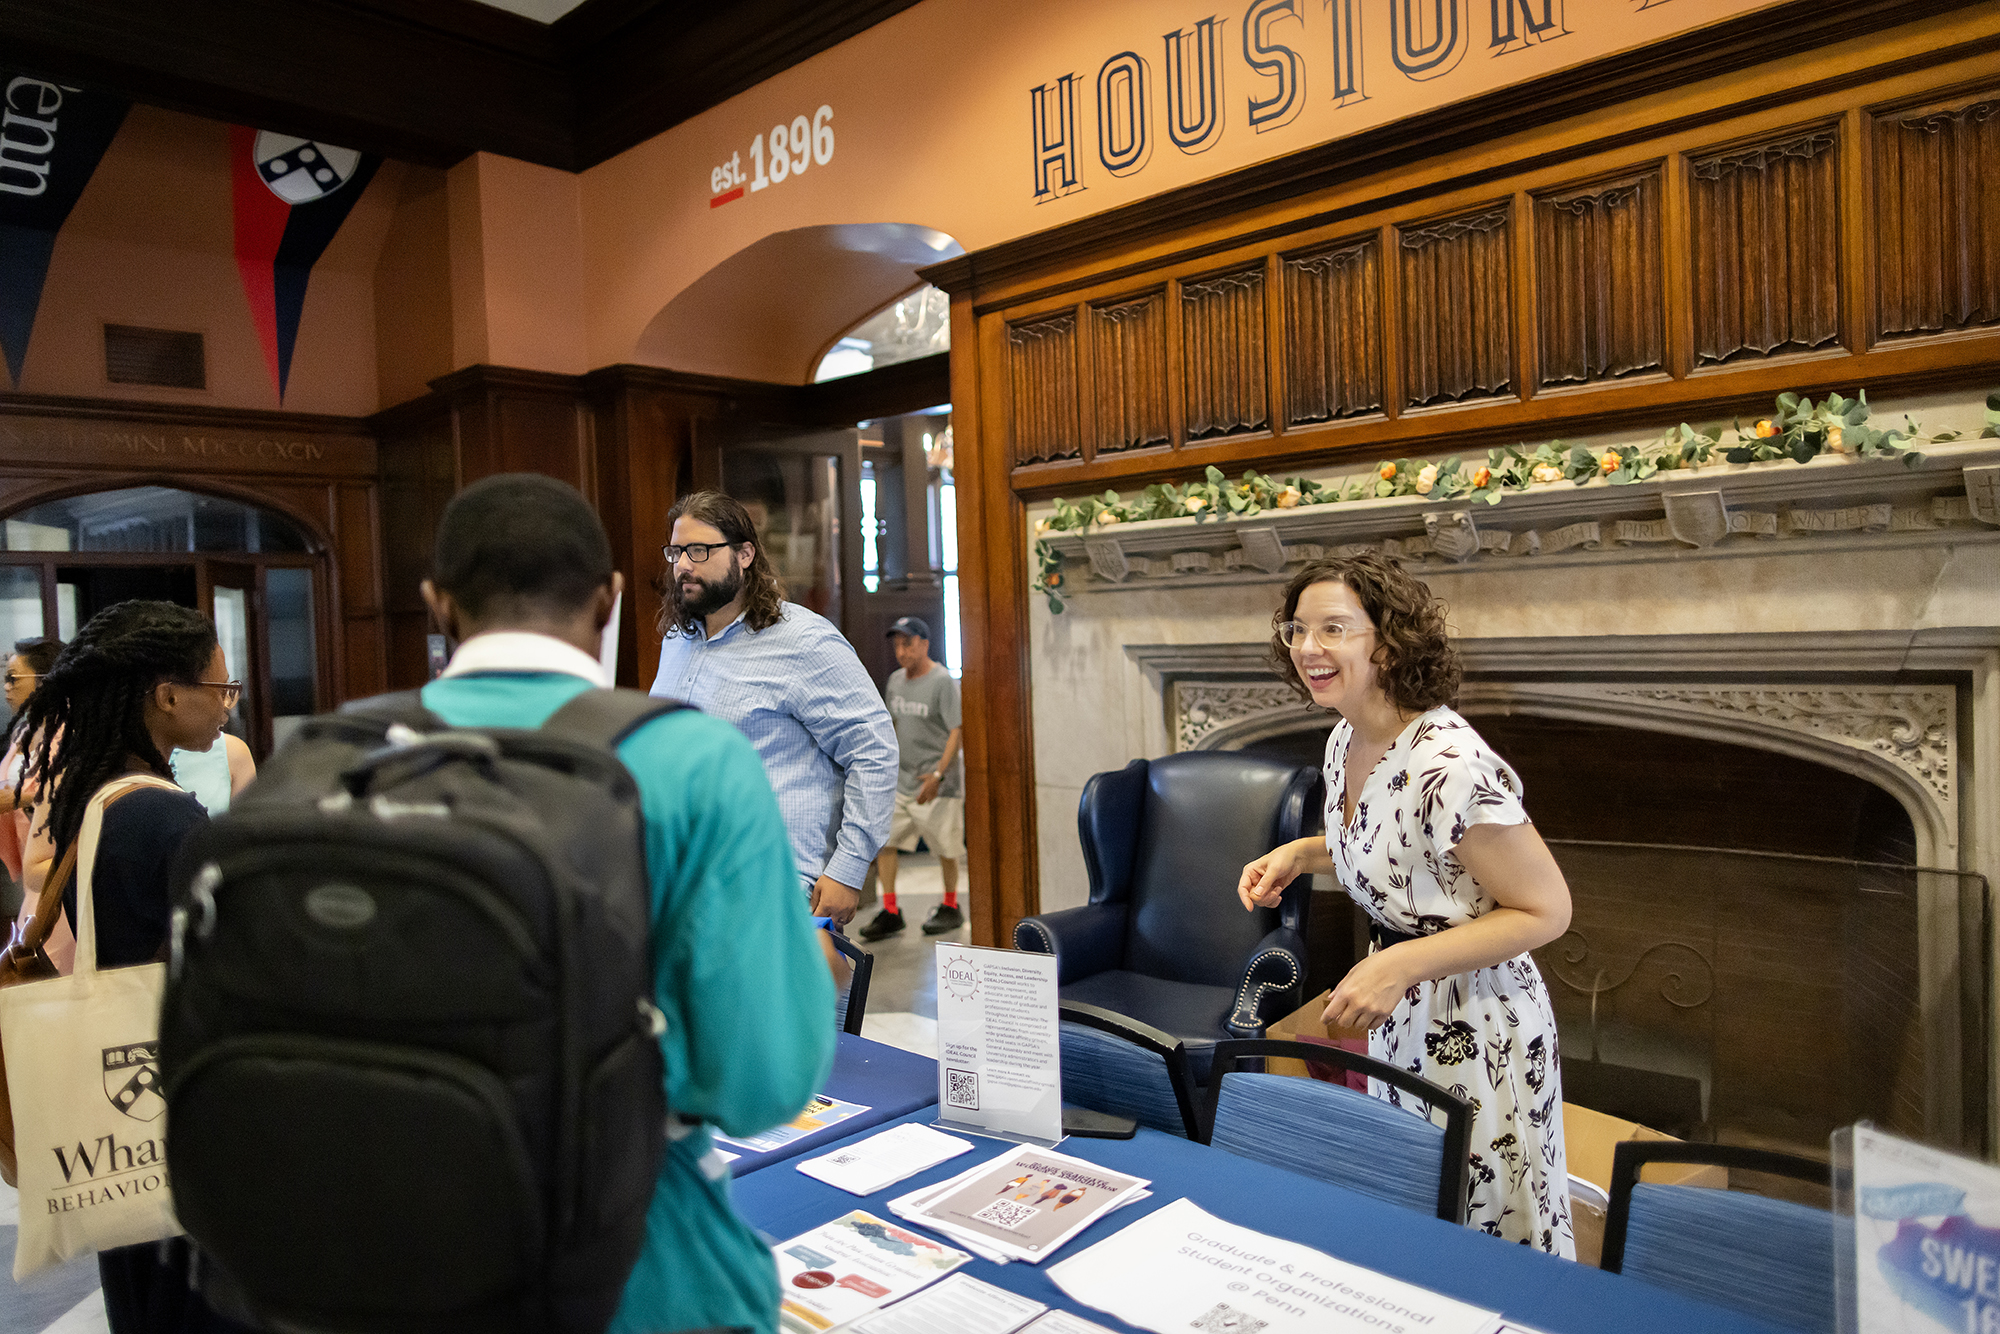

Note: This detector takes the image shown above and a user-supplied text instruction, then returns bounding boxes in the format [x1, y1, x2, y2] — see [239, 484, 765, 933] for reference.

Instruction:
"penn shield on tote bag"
[0, 776, 185, 1280]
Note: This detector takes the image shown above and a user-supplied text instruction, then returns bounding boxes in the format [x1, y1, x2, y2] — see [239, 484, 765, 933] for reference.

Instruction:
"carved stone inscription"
[0, 412, 375, 477]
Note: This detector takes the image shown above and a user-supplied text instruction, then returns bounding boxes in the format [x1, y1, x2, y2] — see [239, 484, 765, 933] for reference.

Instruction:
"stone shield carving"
[1665, 490, 1730, 548]
[1966, 465, 2000, 526]
[1423, 510, 1480, 563]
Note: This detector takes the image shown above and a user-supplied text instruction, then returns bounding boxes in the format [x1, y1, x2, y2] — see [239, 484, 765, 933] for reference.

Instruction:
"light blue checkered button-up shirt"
[650, 602, 898, 890]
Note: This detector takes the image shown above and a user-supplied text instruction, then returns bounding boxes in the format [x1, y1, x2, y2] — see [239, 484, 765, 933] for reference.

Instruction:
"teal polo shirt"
[422, 669, 835, 1334]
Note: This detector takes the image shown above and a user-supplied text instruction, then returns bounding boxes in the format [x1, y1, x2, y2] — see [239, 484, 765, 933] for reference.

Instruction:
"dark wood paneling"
[1180, 266, 1269, 440]
[1006, 313, 1081, 466]
[1873, 90, 2000, 341]
[1535, 170, 1666, 387]
[1690, 125, 1844, 366]
[1398, 205, 1514, 408]
[1090, 293, 1170, 455]
[1282, 236, 1384, 427]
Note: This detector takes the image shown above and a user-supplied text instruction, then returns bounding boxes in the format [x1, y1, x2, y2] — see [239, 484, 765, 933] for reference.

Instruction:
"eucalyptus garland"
[1033, 389, 2000, 612]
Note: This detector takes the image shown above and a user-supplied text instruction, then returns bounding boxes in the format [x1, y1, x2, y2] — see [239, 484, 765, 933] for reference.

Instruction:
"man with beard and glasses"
[650, 491, 897, 937]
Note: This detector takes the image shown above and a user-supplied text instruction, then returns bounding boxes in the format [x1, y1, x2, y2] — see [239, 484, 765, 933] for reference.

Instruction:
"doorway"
[0, 485, 330, 757]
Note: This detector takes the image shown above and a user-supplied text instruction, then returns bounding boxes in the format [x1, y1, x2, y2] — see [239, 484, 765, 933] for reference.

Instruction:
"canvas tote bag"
[1, 774, 186, 1280]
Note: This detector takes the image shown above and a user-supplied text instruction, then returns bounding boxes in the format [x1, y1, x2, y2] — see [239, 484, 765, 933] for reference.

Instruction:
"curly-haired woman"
[1237, 552, 1575, 1256]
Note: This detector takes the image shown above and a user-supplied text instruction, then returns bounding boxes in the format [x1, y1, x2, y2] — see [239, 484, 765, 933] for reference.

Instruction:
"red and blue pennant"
[230, 127, 379, 402]
[0, 71, 130, 386]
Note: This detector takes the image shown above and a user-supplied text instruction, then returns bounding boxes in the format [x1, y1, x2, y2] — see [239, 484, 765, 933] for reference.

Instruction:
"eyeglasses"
[663, 542, 738, 566]
[1277, 621, 1371, 652]
[2, 672, 36, 687]
[188, 679, 242, 709]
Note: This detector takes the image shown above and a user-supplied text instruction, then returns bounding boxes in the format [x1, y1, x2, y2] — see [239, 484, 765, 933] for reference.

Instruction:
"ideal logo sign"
[1029, 0, 1578, 202]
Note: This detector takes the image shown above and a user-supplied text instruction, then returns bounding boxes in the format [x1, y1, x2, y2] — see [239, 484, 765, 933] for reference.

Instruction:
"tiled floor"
[2, 861, 965, 1329]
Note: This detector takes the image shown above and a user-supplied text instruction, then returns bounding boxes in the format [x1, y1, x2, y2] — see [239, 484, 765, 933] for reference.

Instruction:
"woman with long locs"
[13, 599, 256, 1333]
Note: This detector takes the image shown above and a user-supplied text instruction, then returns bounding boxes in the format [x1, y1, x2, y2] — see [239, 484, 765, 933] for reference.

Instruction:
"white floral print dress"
[1323, 705, 1574, 1256]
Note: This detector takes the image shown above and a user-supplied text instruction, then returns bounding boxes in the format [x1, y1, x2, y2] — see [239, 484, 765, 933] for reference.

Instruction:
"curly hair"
[1268, 551, 1461, 713]
[655, 490, 787, 638]
[14, 601, 216, 858]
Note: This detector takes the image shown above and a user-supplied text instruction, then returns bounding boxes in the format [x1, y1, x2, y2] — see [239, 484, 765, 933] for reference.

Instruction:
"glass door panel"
[206, 561, 263, 754]
[0, 565, 44, 651]
[264, 567, 318, 753]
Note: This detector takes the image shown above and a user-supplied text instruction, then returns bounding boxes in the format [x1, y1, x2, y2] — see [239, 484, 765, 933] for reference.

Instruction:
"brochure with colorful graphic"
[901, 1146, 1150, 1263]
[716, 1093, 868, 1156]
[1840, 1124, 2000, 1333]
[774, 1210, 971, 1333]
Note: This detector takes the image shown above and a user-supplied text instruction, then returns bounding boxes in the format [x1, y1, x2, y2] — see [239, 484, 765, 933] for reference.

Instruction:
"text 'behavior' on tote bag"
[1, 775, 186, 1280]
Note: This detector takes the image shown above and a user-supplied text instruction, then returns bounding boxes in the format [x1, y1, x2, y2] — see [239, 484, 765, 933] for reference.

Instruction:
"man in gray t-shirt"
[859, 617, 966, 940]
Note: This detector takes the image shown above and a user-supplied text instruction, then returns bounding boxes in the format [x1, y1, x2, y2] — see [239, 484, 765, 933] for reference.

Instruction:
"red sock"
[882, 890, 900, 914]
[942, 888, 959, 909]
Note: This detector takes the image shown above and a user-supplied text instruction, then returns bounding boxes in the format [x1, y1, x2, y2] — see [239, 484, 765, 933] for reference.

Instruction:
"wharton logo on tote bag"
[102, 1041, 164, 1122]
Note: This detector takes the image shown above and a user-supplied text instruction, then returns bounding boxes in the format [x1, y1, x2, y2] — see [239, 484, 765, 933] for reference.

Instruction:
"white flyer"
[797, 1122, 976, 1195]
[773, 1210, 970, 1333]
[852, 1273, 1047, 1334]
[1843, 1124, 2000, 1333]
[1021, 1313, 1120, 1334]
[934, 944, 1063, 1147]
[1047, 1199, 1502, 1334]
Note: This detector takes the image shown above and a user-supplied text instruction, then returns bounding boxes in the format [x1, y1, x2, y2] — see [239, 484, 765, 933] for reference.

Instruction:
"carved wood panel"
[1282, 236, 1384, 426]
[1091, 293, 1169, 454]
[1180, 266, 1269, 439]
[1535, 171, 1665, 387]
[1689, 126, 1842, 366]
[1874, 95, 2000, 341]
[1007, 312, 1081, 465]
[1399, 205, 1514, 407]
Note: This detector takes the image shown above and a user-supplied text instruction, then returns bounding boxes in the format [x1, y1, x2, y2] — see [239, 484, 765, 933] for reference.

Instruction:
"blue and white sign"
[1849, 1126, 2000, 1333]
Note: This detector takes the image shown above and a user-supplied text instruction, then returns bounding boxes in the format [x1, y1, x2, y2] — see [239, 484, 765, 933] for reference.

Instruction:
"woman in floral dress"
[1238, 552, 1576, 1256]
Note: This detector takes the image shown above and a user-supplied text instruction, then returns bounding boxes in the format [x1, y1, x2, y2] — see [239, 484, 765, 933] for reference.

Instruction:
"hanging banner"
[229, 127, 380, 401]
[0, 72, 130, 385]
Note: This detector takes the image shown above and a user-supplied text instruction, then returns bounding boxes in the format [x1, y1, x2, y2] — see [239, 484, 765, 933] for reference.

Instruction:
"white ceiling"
[463, 0, 591, 22]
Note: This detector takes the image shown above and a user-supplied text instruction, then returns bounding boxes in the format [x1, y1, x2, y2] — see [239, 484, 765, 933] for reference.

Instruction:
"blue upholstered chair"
[1014, 752, 1320, 1083]
[826, 931, 873, 1036]
[1201, 1037, 1473, 1223]
[1059, 1000, 1202, 1140]
[1601, 1141, 1834, 1334]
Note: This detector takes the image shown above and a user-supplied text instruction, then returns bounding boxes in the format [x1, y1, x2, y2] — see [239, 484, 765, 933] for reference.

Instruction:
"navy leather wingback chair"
[1014, 751, 1320, 1083]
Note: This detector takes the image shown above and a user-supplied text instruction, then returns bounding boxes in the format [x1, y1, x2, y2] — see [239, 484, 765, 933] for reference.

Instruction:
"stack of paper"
[773, 1210, 971, 1334]
[797, 1122, 976, 1195]
[716, 1093, 869, 1156]
[851, 1274, 1047, 1334]
[888, 1146, 1151, 1265]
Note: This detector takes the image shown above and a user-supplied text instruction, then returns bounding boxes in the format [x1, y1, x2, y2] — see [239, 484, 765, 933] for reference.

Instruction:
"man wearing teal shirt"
[419, 474, 835, 1334]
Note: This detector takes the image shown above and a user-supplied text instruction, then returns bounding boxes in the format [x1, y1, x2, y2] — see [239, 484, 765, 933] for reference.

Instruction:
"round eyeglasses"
[1276, 620, 1370, 652]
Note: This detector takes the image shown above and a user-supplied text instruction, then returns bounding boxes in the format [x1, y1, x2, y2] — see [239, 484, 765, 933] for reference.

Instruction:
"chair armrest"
[1227, 927, 1307, 1036]
[1014, 903, 1128, 984]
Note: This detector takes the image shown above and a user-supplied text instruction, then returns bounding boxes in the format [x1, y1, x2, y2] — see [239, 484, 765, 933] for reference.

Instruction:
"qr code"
[1189, 1305, 1266, 1333]
[946, 1068, 978, 1110]
[971, 1198, 1039, 1230]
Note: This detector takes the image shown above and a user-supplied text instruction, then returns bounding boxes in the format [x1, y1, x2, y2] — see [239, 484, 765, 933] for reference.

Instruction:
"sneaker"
[922, 903, 965, 935]
[858, 908, 906, 941]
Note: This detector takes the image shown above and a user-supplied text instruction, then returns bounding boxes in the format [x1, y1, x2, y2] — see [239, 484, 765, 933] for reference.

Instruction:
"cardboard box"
[1262, 989, 1373, 1090]
[1562, 1102, 1727, 1266]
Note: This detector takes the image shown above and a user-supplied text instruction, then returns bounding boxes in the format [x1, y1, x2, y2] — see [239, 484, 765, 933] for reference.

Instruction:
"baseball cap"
[886, 616, 931, 640]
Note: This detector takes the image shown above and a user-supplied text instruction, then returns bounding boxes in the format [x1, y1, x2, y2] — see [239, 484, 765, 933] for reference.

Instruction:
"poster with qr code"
[933, 944, 1062, 1147]
[904, 1145, 1149, 1263]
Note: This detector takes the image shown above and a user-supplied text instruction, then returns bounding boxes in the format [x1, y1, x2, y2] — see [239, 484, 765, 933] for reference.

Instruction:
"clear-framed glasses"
[1277, 620, 1368, 652]
[189, 679, 242, 709]
[663, 541, 736, 566]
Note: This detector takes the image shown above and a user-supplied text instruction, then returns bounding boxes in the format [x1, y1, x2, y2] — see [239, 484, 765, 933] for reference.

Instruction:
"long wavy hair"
[14, 601, 216, 857]
[655, 490, 787, 637]
[1269, 552, 1461, 713]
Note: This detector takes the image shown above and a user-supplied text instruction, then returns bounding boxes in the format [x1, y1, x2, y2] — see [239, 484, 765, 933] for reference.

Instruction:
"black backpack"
[160, 687, 683, 1334]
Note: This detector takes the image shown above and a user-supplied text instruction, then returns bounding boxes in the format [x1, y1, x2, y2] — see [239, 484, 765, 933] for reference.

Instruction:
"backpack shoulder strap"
[541, 688, 689, 751]
[336, 689, 447, 732]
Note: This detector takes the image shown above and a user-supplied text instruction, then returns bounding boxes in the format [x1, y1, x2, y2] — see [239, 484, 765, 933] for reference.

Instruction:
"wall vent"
[104, 324, 206, 389]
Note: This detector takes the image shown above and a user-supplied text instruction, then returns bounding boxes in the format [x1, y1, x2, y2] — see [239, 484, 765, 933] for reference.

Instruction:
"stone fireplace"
[1024, 392, 2000, 1155]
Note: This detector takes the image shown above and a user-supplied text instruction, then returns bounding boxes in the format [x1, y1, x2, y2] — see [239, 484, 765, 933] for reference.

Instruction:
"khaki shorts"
[888, 789, 965, 860]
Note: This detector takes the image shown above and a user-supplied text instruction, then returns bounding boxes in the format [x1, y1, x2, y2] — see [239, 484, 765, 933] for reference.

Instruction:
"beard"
[676, 561, 744, 619]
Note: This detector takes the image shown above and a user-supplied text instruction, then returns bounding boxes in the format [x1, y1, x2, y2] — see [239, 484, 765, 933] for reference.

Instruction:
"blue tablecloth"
[732, 1109, 1792, 1334]
[726, 1032, 937, 1177]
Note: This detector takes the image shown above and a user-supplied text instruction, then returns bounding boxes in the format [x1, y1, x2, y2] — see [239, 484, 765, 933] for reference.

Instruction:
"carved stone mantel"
[1049, 443, 2000, 595]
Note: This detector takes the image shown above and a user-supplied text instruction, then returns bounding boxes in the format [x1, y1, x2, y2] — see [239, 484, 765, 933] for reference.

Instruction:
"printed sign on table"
[1843, 1125, 2000, 1333]
[933, 944, 1062, 1147]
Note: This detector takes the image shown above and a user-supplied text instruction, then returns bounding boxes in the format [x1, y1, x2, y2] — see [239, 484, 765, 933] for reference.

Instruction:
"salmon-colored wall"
[374, 165, 455, 409]
[15, 105, 400, 417]
[574, 0, 1802, 374]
